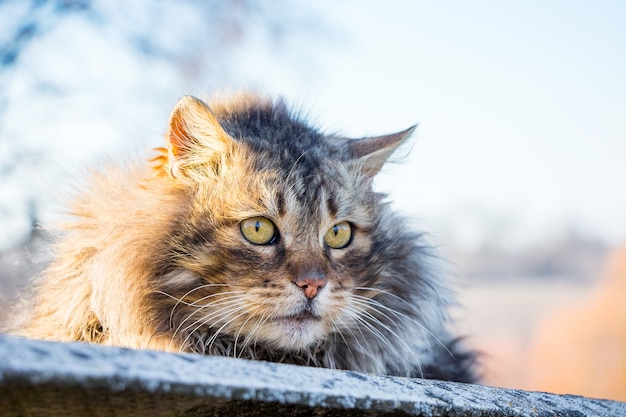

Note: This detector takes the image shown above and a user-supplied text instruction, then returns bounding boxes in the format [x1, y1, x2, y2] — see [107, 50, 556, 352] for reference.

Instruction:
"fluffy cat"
[13, 93, 476, 382]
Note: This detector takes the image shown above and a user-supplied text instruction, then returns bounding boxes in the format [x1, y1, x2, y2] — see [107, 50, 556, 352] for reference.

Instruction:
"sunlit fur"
[12, 93, 476, 382]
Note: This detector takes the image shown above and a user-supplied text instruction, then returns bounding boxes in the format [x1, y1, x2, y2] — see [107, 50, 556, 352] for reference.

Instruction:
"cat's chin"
[259, 312, 327, 351]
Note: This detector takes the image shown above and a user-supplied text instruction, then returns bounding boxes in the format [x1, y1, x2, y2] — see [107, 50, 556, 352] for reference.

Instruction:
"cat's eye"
[323, 221, 352, 249]
[240, 217, 278, 245]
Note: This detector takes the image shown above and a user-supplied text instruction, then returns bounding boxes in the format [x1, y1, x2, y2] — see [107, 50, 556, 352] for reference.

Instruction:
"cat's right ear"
[348, 125, 417, 177]
[163, 95, 236, 179]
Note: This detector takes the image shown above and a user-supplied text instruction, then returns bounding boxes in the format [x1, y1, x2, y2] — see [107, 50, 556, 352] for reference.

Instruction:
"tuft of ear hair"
[163, 95, 237, 179]
[348, 125, 417, 176]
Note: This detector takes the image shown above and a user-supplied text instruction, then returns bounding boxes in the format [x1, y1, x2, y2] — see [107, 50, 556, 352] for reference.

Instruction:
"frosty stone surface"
[0, 335, 624, 416]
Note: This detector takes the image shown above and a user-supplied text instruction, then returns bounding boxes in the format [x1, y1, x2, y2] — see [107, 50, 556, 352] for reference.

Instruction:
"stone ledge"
[0, 335, 624, 416]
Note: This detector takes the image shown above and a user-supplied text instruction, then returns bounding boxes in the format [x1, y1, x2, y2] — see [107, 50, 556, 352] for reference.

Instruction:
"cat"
[12, 93, 477, 382]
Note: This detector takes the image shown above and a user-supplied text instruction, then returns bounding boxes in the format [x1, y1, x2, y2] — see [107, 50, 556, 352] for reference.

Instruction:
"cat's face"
[154, 95, 414, 352]
[161, 160, 379, 351]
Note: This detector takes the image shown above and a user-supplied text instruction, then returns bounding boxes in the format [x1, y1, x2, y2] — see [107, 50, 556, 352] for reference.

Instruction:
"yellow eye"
[240, 217, 277, 245]
[323, 221, 352, 249]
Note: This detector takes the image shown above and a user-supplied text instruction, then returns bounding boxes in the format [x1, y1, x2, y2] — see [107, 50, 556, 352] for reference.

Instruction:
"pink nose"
[296, 277, 326, 299]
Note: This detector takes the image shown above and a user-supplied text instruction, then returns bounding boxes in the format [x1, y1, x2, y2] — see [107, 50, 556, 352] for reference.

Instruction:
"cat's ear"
[348, 125, 417, 176]
[164, 95, 236, 178]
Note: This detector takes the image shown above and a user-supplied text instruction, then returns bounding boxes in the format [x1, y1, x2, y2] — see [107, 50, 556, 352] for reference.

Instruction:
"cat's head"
[153, 95, 417, 353]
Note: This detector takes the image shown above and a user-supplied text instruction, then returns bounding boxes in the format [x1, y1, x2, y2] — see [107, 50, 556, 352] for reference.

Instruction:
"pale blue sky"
[1, 0, 624, 251]
[234, 0, 626, 248]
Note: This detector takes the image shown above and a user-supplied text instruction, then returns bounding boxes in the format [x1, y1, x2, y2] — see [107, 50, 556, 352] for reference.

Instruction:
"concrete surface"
[1, 334, 624, 416]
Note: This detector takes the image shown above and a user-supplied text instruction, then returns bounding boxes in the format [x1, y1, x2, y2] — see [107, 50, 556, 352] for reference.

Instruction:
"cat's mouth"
[262, 308, 327, 349]
[274, 310, 321, 323]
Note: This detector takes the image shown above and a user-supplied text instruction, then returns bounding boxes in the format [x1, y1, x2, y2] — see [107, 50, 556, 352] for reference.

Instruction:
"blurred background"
[1, 0, 624, 401]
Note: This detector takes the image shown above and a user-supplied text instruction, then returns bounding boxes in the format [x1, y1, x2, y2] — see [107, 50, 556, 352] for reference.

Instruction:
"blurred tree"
[0, 0, 329, 295]
[0, 0, 300, 85]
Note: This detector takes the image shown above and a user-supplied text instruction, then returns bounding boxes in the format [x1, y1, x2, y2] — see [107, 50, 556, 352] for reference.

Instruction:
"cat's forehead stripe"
[326, 197, 338, 218]
[216, 100, 347, 173]
[276, 191, 286, 217]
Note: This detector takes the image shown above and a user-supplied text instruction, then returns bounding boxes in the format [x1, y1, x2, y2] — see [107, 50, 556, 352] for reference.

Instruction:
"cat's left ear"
[348, 125, 417, 176]
[163, 95, 236, 179]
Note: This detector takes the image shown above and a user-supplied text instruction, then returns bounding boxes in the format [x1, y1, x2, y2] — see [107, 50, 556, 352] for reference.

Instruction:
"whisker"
[155, 289, 243, 351]
[182, 291, 249, 317]
[233, 307, 261, 357]
[343, 306, 397, 353]
[248, 312, 270, 354]
[286, 150, 310, 182]
[173, 295, 247, 345]
[351, 291, 454, 360]
[331, 321, 369, 368]
[334, 315, 389, 372]
[345, 302, 424, 378]
[238, 311, 268, 358]
[181, 303, 247, 351]
[172, 293, 246, 331]
[151, 284, 238, 327]
[205, 308, 252, 353]
[177, 297, 245, 337]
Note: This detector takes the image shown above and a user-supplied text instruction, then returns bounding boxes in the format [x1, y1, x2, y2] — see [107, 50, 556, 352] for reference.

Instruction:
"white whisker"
[151, 284, 240, 327]
[351, 290, 454, 360]
[205, 308, 252, 353]
[233, 307, 261, 357]
[238, 311, 268, 358]
[181, 303, 247, 350]
[173, 294, 247, 346]
[345, 302, 424, 378]
[342, 306, 402, 371]
[178, 297, 244, 336]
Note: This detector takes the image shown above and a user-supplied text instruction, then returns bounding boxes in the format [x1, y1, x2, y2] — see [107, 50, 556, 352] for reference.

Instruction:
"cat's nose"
[296, 277, 327, 299]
